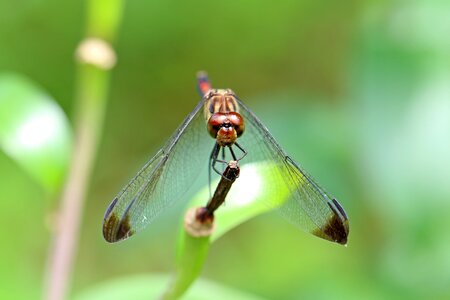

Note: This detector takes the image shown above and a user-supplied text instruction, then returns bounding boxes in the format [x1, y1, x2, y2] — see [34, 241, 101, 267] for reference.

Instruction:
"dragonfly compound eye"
[228, 112, 245, 137]
[207, 113, 227, 138]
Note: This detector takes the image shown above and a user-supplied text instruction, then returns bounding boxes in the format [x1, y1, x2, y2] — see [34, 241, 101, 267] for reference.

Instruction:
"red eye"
[207, 113, 227, 138]
[228, 112, 245, 137]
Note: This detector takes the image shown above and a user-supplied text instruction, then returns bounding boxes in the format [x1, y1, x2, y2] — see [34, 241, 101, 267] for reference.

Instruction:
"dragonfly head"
[207, 112, 245, 146]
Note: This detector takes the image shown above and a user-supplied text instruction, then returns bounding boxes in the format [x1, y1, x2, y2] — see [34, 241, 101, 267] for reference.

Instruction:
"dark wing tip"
[312, 198, 350, 245]
[103, 197, 118, 220]
[102, 198, 134, 243]
[103, 213, 134, 243]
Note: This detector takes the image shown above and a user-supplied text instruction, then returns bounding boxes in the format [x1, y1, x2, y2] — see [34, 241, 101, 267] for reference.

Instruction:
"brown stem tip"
[184, 207, 215, 237]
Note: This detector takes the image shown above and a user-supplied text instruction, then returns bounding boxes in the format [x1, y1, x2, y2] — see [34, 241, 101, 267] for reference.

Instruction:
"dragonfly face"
[103, 73, 349, 245]
[204, 90, 245, 147]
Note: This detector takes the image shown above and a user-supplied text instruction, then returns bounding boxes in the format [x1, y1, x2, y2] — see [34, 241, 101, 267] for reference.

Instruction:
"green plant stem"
[43, 0, 123, 298]
[44, 64, 110, 300]
[161, 231, 211, 300]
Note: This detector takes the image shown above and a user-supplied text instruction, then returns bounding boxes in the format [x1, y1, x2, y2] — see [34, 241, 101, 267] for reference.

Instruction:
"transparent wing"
[103, 98, 213, 242]
[235, 98, 349, 244]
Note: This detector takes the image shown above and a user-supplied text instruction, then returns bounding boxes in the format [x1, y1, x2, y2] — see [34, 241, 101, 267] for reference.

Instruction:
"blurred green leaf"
[349, 2, 450, 297]
[0, 73, 72, 195]
[73, 274, 266, 300]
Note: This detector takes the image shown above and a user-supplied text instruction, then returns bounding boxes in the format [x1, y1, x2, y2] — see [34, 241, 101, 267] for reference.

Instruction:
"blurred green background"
[1, 0, 450, 299]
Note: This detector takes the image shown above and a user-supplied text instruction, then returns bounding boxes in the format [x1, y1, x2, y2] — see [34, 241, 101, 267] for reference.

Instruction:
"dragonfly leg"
[229, 145, 238, 161]
[221, 146, 226, 172]
[209, 143, 226, 190]
[208, 143, 219, 197]
[211, 143, 233, 181]
[234, 142, 248, 161]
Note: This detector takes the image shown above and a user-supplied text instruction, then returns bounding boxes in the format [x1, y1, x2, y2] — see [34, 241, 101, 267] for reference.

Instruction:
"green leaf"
[0, 73, 72, 195]
[73, 274, 267, 300]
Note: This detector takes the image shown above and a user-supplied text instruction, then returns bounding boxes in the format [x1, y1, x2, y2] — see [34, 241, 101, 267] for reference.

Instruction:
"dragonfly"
[103, 72, 349, 245]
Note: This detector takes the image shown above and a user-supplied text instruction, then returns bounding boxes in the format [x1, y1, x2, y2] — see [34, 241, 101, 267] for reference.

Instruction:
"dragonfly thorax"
[207, 112, 245, 146]
[203, 89, 240, 120]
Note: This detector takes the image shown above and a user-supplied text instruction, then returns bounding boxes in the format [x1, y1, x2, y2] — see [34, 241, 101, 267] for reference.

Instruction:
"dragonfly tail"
[197, 71, 211, 97]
